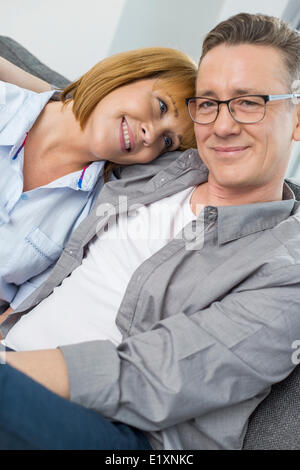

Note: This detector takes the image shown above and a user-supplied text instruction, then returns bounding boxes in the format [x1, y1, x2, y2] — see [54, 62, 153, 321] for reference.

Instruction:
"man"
[0, 13, 300, 450]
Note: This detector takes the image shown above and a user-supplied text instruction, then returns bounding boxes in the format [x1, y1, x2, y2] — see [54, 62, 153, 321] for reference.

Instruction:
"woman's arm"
[0, 306, 13, 322]
[0, 56, 51, 92]
[2, 349, 70, 399]
[0, 315, 69, 396]
[0, 307, 13, 340]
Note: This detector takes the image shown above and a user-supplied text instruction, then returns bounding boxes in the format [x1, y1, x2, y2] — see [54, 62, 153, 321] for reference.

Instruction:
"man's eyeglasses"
[185, 94, 300, 125]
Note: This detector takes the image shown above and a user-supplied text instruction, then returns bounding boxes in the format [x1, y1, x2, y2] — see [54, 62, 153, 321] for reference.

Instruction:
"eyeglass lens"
[188, 96, 266, 124]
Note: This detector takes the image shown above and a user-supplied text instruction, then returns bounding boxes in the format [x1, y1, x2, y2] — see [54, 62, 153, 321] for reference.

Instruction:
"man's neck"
[192, 177, 285, 212]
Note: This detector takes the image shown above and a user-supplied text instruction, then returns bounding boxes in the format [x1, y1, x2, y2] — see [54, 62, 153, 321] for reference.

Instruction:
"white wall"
[0, 0, 291, 80]
[0, 0, 126, 80]
[218, 0, 289, 21]
[108, 0, 224, 64]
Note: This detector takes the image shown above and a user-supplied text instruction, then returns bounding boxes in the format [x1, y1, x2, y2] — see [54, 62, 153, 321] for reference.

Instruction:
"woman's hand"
[0, 57, 51, 92]
[0, 306, 13, 322]
[4, 349, 70, 399]
[0, 306, 14, 340]
[0, 308, 69, 398]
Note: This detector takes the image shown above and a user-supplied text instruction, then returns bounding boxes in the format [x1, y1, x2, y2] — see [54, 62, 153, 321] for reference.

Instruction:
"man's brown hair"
[200, 13, 300, 88]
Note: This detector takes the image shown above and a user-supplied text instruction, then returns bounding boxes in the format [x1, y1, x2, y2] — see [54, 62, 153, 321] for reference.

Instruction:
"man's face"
[195, 44, 300, 193]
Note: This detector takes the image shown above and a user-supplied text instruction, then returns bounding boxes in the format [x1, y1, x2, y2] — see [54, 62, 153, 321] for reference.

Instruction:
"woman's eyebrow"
[166, 93, 179, 118]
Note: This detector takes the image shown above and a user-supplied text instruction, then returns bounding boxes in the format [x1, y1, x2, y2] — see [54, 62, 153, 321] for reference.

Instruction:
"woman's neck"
[25, 100, 101, 180]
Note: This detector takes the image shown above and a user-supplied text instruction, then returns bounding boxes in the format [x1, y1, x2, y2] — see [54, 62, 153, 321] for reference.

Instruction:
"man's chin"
[211, 173, 259, 191]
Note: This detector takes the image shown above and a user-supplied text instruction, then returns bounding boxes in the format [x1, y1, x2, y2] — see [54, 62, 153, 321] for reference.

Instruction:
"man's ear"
[292, 102, 300, 141]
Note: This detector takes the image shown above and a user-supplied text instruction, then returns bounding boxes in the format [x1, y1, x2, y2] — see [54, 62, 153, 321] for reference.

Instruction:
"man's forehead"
[197, 43, 287, 95]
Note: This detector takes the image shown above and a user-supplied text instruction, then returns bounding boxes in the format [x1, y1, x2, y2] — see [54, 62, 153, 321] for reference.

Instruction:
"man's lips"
[212, 146, 250, 153]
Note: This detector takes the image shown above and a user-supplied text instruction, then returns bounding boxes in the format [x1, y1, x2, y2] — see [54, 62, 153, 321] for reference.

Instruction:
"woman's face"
[84, 79, 190, 164]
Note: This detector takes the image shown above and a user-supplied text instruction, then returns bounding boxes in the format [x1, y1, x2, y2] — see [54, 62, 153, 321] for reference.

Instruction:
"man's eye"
[236, 99, 263, 107]
[159, 99, 168, 114]
[164, 136, 173, 149]
[199, 101, 216, 109]
[240, 100, 257, 106]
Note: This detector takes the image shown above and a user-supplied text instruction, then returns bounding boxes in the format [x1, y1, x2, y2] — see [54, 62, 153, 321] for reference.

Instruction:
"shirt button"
[21, 194, 28, 200]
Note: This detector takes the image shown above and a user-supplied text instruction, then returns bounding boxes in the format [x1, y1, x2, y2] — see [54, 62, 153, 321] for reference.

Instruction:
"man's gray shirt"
[2, 149, 300, 450]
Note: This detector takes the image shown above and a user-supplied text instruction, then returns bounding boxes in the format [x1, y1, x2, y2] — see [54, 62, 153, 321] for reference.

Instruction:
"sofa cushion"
[0, 36, 70, 89]
[243, 364, 300, 449]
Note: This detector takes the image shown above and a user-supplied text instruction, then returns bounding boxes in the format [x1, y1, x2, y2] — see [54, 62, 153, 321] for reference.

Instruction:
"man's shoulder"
[114, 148, 198, 181]
[286, 177, 300, 201]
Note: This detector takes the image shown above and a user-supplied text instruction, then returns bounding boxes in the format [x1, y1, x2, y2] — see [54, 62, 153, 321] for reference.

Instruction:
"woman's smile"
[120, 117, 136, 153]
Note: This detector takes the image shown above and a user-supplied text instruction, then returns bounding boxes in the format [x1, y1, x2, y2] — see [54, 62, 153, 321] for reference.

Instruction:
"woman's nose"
[141, 122, 158, 146]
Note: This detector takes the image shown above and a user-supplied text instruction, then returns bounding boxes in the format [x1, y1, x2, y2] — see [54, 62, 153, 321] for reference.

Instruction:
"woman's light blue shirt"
[0, 81, 106, 311]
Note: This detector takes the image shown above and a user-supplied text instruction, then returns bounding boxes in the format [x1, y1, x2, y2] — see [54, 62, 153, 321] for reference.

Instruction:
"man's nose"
[213, 103, 241, 137]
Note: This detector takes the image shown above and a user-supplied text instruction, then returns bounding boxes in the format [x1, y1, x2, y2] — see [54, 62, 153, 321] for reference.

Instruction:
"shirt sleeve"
[10, 265, 55, 310]
[0, 81, 35, 132]
[59, 264, 300, 431]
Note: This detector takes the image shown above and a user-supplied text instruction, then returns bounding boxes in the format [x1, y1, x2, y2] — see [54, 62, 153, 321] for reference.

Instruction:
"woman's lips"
[120, 117, 136, 153]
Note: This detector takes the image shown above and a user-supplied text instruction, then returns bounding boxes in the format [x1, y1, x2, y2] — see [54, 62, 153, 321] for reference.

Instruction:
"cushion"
[0, 36, 70, 89]
[243, 365, 300, 449]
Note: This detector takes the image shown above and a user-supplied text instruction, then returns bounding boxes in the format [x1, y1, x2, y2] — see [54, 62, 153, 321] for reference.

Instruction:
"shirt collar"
[170, 149, 298, 246]
[0, 83, 105, 192]
[216, 187, 296, 245]
[44, 160, 105, 192]
[0, 84, 55, 148]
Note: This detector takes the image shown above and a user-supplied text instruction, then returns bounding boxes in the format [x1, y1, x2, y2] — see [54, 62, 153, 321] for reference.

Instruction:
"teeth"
[122, 120, 131, 150]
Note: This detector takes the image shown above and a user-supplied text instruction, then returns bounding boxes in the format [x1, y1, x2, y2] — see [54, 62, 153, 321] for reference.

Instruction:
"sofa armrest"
[0, 36, 70, 89]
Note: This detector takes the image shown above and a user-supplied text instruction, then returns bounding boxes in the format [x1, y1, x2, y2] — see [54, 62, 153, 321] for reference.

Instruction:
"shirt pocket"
[6, 227, 63, 286]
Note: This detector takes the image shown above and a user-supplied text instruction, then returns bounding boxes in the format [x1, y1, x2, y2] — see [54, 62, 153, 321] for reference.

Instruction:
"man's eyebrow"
[197, 88, 265, 98]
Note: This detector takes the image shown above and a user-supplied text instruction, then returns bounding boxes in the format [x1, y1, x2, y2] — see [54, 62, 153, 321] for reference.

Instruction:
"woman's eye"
[164, 136, 173, 149]
[159, 99, 168, 114]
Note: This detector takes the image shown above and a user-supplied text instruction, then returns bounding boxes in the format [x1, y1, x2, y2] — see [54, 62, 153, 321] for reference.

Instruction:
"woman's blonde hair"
[60, 47, 197, 178]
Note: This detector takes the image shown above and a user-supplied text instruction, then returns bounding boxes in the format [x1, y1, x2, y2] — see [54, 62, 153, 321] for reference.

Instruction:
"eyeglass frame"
[185, 94, 300, 125]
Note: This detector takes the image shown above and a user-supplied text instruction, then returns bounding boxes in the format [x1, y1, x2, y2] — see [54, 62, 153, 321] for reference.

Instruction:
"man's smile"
[211, 145, 250, 157]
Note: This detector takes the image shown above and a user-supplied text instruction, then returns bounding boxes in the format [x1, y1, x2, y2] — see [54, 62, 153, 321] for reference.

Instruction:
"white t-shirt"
[4, 186, 197, 351]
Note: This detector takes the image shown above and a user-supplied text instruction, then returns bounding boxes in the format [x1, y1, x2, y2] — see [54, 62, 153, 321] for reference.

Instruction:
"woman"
[0, 47, 197, 320]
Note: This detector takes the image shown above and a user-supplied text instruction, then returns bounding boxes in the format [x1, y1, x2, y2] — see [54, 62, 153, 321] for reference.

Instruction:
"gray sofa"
[1, 35, 299, 450]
